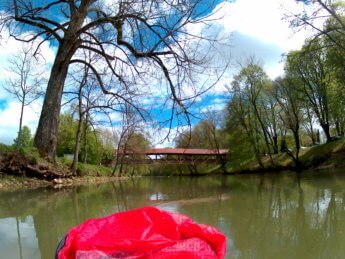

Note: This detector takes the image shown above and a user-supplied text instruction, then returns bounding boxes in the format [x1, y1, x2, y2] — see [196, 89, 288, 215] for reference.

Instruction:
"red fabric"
[58, 206, 226, 259]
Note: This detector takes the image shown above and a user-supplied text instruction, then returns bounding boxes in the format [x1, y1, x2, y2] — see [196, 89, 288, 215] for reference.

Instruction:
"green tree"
[324, 17, 345, 82]
[285, 39, 334, 142]
[117, 131, 151, 176]
[13, 125, 33, 150]
[226, 94, 264, 168]
[303, 105, 318, 144]
[259, 82, 280, 154]
[80, 129, 103, 165]
[274, 76, 304, 169]
[57, 113, 117, 166]
[175, 120, 226, 150]
[328, 82, 345, 136]
[230, 62, 276, 165]
[175, 119, 228, 174]
[56, 114, 77, 157]
[325, 26, 345, 136]
[125, 132, 151, 151]
[288, 2, 345, 141]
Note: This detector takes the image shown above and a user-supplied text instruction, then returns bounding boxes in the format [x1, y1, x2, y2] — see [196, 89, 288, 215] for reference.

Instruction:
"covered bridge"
[115, 148, 229, 165]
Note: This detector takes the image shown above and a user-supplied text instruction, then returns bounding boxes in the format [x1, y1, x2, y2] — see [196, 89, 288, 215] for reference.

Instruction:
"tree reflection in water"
[0, 171, 344, 258]
[220, 172, 345, 258]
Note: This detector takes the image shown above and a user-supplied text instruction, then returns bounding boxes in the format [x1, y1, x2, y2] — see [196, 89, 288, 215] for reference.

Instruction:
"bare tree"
[1, 0, 225, 162]
[287, 0, 345, 50]
[3, 44, 45, 147]
[63, 57, 126, 174]
[67, 66, 89, 174]
[112, 103, 144, 176]
[203, 110, 228, 172]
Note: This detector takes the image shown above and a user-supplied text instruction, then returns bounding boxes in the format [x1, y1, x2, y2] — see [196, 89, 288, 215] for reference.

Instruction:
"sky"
[0, 0, 312, 146]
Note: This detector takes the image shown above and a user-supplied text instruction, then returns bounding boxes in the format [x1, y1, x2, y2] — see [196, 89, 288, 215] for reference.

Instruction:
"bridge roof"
[118, 148, 229, 156]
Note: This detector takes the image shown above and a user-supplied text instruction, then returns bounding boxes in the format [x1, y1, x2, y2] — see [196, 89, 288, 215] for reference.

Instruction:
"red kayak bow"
[57, 206, 226, 258]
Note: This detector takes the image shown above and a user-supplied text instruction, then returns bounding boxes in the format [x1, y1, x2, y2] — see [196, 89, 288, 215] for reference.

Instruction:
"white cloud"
[214, 0, 309, 52]
[0, 101, 42, 144]
[185, 0, 314, 82]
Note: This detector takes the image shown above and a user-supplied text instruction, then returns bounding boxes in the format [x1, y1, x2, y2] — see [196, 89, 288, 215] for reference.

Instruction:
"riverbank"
[227, 138, 345, 174]
[0, 150, 127, 190]
[0, 173, 129, 191]
[1, 139, 344, 189]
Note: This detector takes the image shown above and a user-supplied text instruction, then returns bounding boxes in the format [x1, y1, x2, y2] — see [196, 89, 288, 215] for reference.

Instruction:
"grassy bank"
[57, 157, 114, 176]
[227, 138, 345, 173]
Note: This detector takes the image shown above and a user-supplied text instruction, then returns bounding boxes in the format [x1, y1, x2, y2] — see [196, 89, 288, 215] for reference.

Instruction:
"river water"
[0, 169, 344, 259]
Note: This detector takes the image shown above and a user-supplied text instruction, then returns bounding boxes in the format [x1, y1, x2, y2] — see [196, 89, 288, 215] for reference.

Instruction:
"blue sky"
[0, 0, 312, 146]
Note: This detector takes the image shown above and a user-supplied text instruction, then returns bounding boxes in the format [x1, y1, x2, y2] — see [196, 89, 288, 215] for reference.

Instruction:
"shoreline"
[0, 173, 133, 191]
[1, 162, 344, 191]
[1, 138, 344, 190]
[0, 151, 134, 191]
[223, 163, 345, 175]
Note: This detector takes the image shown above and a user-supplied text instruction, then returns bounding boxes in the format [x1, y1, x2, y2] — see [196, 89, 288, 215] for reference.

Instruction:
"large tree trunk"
[33, 4, 89, 162]
[254, 108, 274, 166]
[19, 100, 24, 136]
[272, 134, 278, 154]
[16, 100, 25, 148]
[82, 112, 89, 164]
[305, 106, 317, 144]
[34, 41, 76, 162]
[293, 128, 301, 170]
[320, 122, 331, 142]
[71, 72, 87, 174]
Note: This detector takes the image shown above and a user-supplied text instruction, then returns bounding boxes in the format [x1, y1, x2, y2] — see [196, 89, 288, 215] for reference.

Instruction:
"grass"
[77, 163, 113, 176]
[299, 138, 345, 168]
[0, 143, 14, 152]
[226, 138, 345, 173]
[57, 157, 113, 176]
[0, 143, 113, 177]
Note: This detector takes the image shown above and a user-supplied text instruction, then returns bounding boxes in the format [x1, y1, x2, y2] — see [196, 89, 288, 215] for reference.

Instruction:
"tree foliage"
[285, 38, 335, 142]
[13, 125, 33, 151]
[57, 113, 114, 165]
[228, 61, 279, 167]
[273, 76, 304, 168]
[224, 32, 345, 170]
[174, 119, 227, 174]
[175, 120, 225, 150]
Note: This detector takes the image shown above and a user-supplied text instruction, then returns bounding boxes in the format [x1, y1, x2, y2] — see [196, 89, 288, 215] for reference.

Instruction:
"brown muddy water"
[0, 169, 344, 259]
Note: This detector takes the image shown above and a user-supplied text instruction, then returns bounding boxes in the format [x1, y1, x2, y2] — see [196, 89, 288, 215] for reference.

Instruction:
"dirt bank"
[0, 151, 126, 190]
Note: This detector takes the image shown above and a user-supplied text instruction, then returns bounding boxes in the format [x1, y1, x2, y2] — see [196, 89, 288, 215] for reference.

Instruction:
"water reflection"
[0, 170, 344, 258]
[0, 216, 39, 259]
